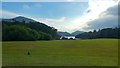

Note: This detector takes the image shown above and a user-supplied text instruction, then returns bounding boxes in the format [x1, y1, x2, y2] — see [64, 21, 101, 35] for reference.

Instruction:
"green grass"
[2, 39, 118, 66]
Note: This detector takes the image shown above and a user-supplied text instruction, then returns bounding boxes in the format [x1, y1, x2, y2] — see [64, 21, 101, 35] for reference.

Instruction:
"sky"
[1, 0, 119, 33]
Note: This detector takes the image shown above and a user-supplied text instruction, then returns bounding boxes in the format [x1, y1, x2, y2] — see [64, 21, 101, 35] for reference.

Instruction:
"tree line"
[76, 28, 120, 39]
[2, 21, 59, 41]
[2, 20, 120, 41]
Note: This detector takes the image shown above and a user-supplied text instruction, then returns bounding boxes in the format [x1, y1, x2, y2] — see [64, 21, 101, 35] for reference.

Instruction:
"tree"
[2, 20, 59, 41]
[38, 31, 52, 40]
[3, 25, 39, 41]
[76, 28, 120, 39]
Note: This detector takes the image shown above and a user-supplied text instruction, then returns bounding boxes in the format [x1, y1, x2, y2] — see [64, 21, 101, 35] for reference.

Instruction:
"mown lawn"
[2, 39, 118, 66]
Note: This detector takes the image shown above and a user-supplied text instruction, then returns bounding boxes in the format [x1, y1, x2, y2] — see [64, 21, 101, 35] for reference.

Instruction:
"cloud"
[0, 10, 20, 18]
[38, 17, 66, 23]
[0, 10, 68, 32]
[1, 0, 119, 33]
[22, 4, 31, 10]
[68, 0, 119, 32]
[84, 4, 119, 30]
[0, 10, 39, 20]
[35, 0, 119, 32]
[33, 17, 82, 32]
[22, 4, 42, 10]
[105, 4, 119, 16]
[35, 17, 68, 31]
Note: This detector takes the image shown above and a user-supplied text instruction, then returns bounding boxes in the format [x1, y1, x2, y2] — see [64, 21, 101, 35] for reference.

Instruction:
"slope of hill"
[2, 16, 58, 41]
[2, 16, 36, 23]
[57, 31, 84, 36]
[57, 31, 71, 36]
[71, 31, 84, 36]
[13, 16, 36, 23]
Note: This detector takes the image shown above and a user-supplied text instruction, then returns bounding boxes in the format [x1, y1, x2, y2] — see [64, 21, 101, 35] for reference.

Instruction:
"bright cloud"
[0, 10, 20, 18]
[35, 17, 68, 31]
[1, 10, 35, 20]
[84, 4, 119, 30]
[39, 17, 66, 23]
[68, 0, 119, 32]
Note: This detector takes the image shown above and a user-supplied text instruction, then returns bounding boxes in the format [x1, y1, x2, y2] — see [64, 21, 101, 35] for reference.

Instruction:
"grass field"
[2, 39, 118, 66]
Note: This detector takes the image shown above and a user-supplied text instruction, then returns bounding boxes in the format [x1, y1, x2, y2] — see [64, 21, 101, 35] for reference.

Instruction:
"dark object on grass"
[28, 52, 30, 55]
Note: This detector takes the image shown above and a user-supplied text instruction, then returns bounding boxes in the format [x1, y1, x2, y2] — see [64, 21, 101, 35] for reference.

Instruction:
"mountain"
[58, 31, 85, 36]
[2, 16, 36, 23]
[57, 31, 71, 36]
[71, 31, 84, 36]
[2, 16, 58, 41]
[2, 19, 15, 22]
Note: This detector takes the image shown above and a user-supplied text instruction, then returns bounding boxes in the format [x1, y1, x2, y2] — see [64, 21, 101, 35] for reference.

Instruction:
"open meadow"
[2, 39, 118, 66]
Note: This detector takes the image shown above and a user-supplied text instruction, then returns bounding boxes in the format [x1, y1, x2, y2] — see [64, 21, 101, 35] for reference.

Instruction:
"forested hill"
[76, 28, 120, 39]
[2, 16, 59, 41]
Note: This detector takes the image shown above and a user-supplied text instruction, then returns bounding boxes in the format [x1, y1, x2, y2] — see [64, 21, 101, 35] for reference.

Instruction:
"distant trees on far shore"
[76, 28, 120, 39]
